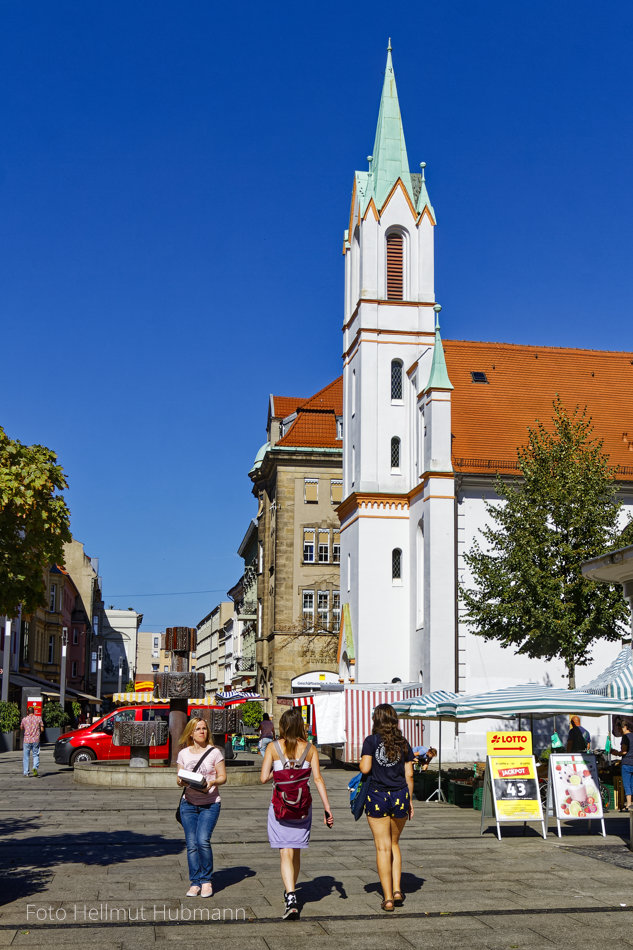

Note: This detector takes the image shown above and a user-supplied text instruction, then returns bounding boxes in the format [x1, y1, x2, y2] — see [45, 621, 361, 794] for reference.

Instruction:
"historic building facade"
[249, 380, 343, 717]
[338, 48, 633, 758]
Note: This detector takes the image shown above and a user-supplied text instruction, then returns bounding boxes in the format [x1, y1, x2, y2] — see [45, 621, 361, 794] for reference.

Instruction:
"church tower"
[339, 44, 455, 687]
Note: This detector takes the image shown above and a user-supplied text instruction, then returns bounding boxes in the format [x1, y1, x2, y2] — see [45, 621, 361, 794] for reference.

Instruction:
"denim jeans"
[23, 742, 40, 775]
[622, 764, 633, 798]
[259, 737, 273, 757]
[180, 799, 221, 886]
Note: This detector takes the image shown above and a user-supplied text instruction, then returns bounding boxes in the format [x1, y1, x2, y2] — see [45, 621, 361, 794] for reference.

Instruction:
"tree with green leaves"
[0, 426, 71, 617]
[461, 399, 630, 687]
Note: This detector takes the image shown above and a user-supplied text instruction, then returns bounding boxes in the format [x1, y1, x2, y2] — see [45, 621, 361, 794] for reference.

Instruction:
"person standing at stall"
[360, 703, 414, 913]
[611, 719, 633, 811]
[258, 712, 275, 756]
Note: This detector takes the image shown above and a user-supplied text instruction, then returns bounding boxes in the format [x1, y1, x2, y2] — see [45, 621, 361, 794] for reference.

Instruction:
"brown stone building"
[249, 378, 343, 717]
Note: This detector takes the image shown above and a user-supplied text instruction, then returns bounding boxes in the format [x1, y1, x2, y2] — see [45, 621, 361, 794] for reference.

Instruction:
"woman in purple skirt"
[260, 708, 334, 920]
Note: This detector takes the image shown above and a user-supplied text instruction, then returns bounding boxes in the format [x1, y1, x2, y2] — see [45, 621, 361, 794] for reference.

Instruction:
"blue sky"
[2, 1, 632, 630]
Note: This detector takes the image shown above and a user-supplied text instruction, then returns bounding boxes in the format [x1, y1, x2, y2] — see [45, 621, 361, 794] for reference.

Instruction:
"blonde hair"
[179, 717, 211, 748]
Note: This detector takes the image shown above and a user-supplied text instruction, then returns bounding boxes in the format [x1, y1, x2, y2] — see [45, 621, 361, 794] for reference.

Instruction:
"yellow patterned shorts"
[365, 785, 410, 819]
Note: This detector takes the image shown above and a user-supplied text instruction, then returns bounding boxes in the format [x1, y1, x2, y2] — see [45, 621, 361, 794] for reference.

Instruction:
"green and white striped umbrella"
[580, 649, 633, 700]
[432, 683, 633, 722]
[392, 690, 459, 719]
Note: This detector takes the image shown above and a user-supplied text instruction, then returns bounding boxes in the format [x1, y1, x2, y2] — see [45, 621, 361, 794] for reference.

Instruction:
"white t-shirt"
[177, 745, 224, 804]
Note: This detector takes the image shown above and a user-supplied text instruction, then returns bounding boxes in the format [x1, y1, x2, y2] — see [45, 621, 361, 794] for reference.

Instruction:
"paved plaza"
[2, 748, 633, 948]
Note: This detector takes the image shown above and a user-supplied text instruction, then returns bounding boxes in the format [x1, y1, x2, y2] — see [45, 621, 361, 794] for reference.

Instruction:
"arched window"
[392, 548, 402, 581]
[391, 359, 403, 401]
[391, 437, 400, 470]
[386, 231, 404, 300]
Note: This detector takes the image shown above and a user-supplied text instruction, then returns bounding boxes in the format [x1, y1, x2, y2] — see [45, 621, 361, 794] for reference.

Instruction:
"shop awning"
[580, 649, 633, 700]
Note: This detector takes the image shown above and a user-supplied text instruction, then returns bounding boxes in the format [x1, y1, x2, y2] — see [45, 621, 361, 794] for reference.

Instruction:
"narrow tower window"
[392, 548, 402, 582]
[391, 359, 403, 400]
[391, 437, 401, 470]
[386, 232, 404, 300]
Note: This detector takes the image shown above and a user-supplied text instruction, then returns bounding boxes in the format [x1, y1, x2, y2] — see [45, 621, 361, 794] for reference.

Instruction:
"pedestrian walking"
[258, 712, 275, 756]
[176, 718, 227, 897]
[21, 705, 44, 777]
[260, 707, 333, 920]
[359, 703, 414, 912]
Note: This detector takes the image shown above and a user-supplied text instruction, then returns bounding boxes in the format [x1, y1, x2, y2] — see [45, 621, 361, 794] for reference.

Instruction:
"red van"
[54, 706, 171, 766]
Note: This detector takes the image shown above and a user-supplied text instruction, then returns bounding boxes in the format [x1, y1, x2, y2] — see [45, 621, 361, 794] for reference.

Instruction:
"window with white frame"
[318, 530, 329, 563]
[304, 478, 318, 503]
[303, 528, 315, 563]
[391, 436, 401, 470]
[152, 663, 159, 672]
[332, 531, 341, 564]
[331, 479, 343, 504]
[391, 359, 403, 401]
[317, 590, 329, 630]
[332, 590, 341, 629]
[336, 417, 343, 440]
[392, 548, 402, 583]
[302, 590, 314, 630]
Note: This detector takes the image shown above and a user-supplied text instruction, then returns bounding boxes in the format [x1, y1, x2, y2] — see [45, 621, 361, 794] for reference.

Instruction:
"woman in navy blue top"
[359, 704, 414, 912]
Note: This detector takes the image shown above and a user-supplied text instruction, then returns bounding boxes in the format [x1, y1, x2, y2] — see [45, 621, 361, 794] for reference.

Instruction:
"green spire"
[369, 41, 413, 209]
[416, 162, 436, 221]
[425, 306, 453, 391]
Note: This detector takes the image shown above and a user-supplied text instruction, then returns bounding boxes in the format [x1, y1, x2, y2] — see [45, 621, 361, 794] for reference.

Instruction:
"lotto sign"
[486, 731, 532, 755]
[489, 757, 541, 819]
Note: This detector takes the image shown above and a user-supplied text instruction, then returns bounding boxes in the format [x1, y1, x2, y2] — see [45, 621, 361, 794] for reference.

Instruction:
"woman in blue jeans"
[176, 719, 227, 897]
[613, 720, 633, 811]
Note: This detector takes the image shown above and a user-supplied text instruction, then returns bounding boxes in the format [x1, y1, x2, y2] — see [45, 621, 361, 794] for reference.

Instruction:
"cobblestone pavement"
[2, 748, 633, 948]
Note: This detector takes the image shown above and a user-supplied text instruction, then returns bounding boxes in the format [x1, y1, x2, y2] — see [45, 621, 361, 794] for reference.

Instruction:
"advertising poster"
[490, 756, 541, 820]
[486, 731, 532, 756]
[27, 696, 43, 717]
[549, 754, 603, 822]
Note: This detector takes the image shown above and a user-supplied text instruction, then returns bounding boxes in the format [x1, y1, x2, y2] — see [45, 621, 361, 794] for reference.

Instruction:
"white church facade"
[337, 46, 633, 759]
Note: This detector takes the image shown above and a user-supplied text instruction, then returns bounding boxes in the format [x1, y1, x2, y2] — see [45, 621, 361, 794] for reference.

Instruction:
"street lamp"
[96, 645, 103, 704]
[59, 627, 68, 709]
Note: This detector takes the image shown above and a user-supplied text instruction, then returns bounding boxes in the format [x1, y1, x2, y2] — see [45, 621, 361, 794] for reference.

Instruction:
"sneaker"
[32, 769, 38, 777]
[283, 891, 299, 920]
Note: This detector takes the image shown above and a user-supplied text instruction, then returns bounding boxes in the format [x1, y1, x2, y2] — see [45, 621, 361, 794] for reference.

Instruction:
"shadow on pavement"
[363, 871, 425, 898]
[297, 874, 348, 906]
[0, 830, 184, 906]
[213, 864, 256, 893]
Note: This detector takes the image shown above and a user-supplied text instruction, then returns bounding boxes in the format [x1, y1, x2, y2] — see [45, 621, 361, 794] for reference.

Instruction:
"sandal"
[381, 898, 395, 912]
[393, 891, 405, 906]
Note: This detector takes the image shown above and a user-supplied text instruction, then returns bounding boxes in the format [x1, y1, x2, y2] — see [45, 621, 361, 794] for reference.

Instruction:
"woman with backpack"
[360, 703, 414, 912]
[260, 707, 334, 920]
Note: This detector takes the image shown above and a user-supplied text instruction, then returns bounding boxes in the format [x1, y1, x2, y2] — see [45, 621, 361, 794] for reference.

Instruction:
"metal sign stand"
[480, 755, 546, 840]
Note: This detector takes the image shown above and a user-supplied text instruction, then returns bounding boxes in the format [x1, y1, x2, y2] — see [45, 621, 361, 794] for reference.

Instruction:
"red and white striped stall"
[282, 683, 425, 764]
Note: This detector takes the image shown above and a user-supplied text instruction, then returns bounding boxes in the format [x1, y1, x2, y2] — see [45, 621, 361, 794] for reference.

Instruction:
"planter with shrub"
[42, 701, 70, 743]
[0, 701, 21, 752]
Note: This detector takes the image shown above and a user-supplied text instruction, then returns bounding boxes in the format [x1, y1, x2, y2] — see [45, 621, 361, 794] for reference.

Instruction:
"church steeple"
[369, 41, 413, 209]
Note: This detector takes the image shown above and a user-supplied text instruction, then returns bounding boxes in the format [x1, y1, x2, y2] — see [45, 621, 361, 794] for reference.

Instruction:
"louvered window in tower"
[386, 232, 404, 300]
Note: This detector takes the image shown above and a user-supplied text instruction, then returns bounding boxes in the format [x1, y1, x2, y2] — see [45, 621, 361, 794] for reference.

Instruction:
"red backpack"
[271, 739, 313, 821]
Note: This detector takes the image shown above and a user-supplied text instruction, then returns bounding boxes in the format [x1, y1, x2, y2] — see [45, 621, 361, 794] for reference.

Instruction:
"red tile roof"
[444, 340, 633, 480]
[277, 377, 343, 448]
[271, 395, 307, 419]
